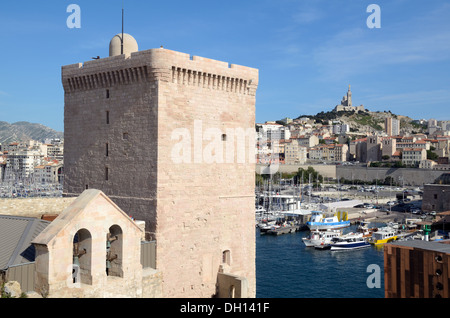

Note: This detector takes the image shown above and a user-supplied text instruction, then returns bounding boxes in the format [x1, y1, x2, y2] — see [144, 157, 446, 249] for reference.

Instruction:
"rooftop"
[0, 215, 50, 270]
[388, 240, 450, 254]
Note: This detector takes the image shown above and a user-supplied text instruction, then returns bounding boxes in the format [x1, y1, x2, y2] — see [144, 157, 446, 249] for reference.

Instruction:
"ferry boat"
[302, 229, 341, 247]
[306, 211, 350, 231]
[330, 232, 370, 251]
[370, 227, 398, 245]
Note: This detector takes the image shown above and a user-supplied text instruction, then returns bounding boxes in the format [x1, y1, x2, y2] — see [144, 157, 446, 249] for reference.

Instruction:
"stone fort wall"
[0, 197, 76, 218]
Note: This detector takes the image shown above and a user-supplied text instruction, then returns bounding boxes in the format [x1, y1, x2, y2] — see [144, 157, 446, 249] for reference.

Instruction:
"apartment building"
[385, 117, 400, 136]
[402, 148, 427, 167]
[309, 144, 348, 162]
[34, 160, 63, 184]
[6, 149, 43, 179]
[284, 139, 307, 164]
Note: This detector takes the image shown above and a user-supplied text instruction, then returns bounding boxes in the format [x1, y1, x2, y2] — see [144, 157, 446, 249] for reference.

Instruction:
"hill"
[0, 121, 63, 144]
[296, 110, 426, 135]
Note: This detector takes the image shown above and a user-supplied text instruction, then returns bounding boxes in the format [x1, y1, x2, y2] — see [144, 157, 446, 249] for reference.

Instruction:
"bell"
[73, 255, 80, 267]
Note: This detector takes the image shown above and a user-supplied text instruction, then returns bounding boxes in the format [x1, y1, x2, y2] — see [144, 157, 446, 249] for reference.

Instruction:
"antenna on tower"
[121, 1, 124, 54]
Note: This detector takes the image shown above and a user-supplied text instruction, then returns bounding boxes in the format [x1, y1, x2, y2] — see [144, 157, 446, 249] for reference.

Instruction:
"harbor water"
[256, 224, 385, 298]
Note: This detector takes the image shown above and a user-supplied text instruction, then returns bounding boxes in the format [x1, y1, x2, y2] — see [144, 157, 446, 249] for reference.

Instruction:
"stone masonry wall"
[156, 49, 258, 298]
[0, 197, 76, 218]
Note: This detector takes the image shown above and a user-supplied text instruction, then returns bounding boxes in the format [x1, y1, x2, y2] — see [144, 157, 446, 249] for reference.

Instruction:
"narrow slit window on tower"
[105, 167, 109, 181]
[222, 250, 231, 265]
[106, 143, 109, 157]
[106, 111, 110, 124]
[123, 132, 129, 140]
[106, 89, 110, 99]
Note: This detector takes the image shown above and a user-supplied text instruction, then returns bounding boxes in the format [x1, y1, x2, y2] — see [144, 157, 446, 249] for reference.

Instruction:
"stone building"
[366, 135, 382, 162]
[333, 85, 365, 113]
[62, 33, 258, 297]
[31, 189, 162, 298]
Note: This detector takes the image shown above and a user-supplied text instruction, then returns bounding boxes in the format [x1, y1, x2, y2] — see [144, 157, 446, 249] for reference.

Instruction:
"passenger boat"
[302, 229, 341, 247]
[330, 232, 370, 251]
[369, 227, 398, 245]
[356, 221, 377, 238]
[306, 211, 350, 231]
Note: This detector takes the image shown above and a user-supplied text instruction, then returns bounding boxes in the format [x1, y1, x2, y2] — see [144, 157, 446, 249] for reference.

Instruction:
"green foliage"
[295, 166, 323, 184]
[352, 113, 383, 131]
[427, 150, 439, 160]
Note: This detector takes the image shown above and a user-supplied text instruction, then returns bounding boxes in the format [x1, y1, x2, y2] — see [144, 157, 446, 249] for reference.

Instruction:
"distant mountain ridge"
[0, 121, 63, 144]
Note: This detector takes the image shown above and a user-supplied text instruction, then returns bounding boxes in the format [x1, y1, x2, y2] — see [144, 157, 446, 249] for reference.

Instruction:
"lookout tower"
[62, 32, 259, 297]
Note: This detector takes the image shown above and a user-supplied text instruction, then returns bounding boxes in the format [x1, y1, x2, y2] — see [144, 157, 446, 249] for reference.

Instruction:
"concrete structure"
[62, 34, 259, 297]
[422, 184, 450, 212]
[5, 149, 43, 179]
[336, 165, 447, 186]
[385, 117, 400, 136]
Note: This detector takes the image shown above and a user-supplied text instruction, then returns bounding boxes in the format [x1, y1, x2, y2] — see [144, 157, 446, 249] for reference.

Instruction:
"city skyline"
[0, 0, 449, 132]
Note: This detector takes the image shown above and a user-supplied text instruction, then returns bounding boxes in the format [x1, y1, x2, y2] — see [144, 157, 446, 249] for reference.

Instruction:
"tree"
[427, 150, 439, 160]
[295, 166, 323, 185]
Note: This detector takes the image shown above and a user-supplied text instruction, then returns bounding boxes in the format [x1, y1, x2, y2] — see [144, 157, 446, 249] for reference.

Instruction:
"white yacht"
[302, 229, 341, 247]
[330, 232, 370, 251]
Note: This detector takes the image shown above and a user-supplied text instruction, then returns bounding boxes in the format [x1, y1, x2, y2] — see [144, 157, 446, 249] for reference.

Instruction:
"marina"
[255, 181, 445, 298]
[256, 223, 386, 298]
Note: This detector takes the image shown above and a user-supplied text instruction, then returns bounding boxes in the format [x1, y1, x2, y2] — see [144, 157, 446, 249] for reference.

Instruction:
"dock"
[267, 224, 304, 235]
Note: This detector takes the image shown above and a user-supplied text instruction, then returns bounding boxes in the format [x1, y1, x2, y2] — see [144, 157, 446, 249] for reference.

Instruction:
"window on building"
[105, 167, 109, 181]
[106, 111, 110, 124]
[106, 143, 109, 157]
[123, 132, 129, 140]
[222, 250, 231, 265]
[106, 89, 110, 99]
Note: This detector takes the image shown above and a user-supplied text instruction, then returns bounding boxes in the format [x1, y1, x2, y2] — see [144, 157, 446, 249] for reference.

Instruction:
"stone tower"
[347, 85, 352, 107]
[62, 34, 259, 297]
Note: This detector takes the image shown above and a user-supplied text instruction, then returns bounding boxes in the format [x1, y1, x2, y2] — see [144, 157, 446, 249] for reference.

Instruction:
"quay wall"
[336, 166, 445, 186]
[258, 164, 337, 179]
[258, 164, 446, 186]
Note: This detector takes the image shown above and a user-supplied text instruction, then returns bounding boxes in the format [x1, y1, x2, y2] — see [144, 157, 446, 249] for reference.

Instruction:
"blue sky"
[0, 0, 449, 132]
